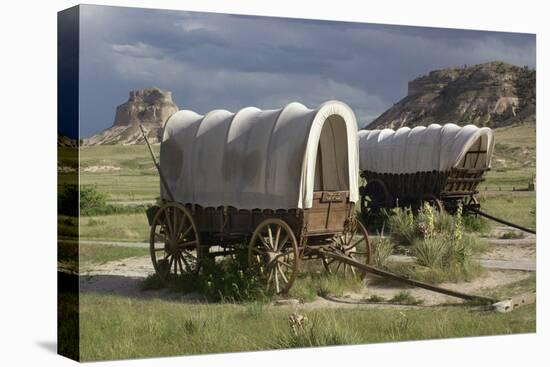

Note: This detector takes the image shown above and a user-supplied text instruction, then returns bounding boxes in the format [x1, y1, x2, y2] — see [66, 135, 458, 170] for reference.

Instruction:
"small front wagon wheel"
[248, 218, 299, 294]
[323, 218, 372, 279]
[149, 202, 201, 278]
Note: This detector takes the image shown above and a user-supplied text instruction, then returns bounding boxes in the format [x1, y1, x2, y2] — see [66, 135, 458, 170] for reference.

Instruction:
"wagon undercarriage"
[146, 191, 372, 294]
[360, 166, 487, 216]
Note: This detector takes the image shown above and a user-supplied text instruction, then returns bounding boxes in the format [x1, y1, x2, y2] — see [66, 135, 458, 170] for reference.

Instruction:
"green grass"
[484, 123, 535, 190]
[289, 272, 364, 302]
[58, 242, 149, 270]
[486, 274, 536, 300]
[390, 291, 423, 305]
[80, 244, 149, 265]
[79, 145, 160, 203]
[78, 293, 535, 361]
[478, 192, 536, 229]
[59, 213, 150, 242]
[78, 213, 150, 242]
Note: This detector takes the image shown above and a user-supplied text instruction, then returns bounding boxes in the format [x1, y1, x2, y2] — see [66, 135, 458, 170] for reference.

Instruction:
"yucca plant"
[412, 236, 446, 268]
[372, 231, 394, 267]
[387, 206, 416, 246]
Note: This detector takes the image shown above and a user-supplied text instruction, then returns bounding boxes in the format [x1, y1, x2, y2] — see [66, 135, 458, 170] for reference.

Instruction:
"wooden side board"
[169, 190, 352, 246]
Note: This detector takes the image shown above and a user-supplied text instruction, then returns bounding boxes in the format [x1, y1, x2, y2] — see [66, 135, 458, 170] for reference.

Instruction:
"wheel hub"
[266, 251, 280, 265]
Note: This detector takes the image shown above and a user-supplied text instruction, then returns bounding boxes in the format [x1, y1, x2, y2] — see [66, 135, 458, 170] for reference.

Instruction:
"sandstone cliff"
[369, 61, 536, 129]
[84, 88, 178, 145]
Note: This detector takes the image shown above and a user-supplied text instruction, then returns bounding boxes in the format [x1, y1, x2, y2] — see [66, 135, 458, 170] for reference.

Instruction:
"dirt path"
[80, 227, 535, 307]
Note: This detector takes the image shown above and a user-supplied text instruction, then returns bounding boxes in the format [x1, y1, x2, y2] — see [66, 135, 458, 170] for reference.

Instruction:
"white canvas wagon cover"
[160, 101, 359, 210]
[358, 123, 494, 174]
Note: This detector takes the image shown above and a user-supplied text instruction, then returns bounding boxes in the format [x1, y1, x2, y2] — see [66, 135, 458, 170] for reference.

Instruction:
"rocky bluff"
[369, 61, 535, 129]
[84, 88, 179, 145]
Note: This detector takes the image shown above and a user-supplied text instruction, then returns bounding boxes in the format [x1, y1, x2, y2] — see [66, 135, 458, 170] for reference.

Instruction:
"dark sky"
[78, 5, 536, 138]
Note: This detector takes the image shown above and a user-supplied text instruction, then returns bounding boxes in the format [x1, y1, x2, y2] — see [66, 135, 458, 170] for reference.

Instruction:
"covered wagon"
[145, 101, 372, 294]
[358, 123, 495, 214]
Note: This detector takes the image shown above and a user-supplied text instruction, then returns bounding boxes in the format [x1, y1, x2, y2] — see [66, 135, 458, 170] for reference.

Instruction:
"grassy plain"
[79, 145, 160, 203]
[79, 292, 535, 361]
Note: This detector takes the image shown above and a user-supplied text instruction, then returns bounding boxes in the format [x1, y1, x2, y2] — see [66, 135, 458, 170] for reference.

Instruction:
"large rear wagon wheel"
[149, 202, 201, 278]
[362, 179, 391, 217]
[248, 218, 299, 294]
[322, 218, 372, 279]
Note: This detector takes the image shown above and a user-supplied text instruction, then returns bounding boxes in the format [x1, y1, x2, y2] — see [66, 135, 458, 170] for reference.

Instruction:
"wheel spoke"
[161, 224, 171, 241]
[277, 264, 288, 283]
[267, 226, 274, 249]
[172, 207, 178, 240]
[266, 268, 274, 291]
[168, 255, 174, 273]
[259, 236, 271, 250]
[178, 239, 197, 248]
[179, 224, 193, 242]
[274, 226, 281, 251]
[278, 235, 288, 251]
[278, 259, 292, 268]
[165, 209, 175, 241]
[347, 237, 365, 250]
[176, 213, 186, 239]
[177, 256, 184, 275]
[274, 268, 280, 293]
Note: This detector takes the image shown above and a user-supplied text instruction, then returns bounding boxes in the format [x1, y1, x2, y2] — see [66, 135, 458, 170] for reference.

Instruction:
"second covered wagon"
[358, 123, 495, 214]
[145, 101, 372, 294]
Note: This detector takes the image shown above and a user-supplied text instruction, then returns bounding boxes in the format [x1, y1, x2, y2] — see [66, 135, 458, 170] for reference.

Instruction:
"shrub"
[387, 207, 416, 246]
[367, 294, 385, 303]
[390, 291, 423, 305]
[500, 231, 525, 239]
[399, 203, 487, 283]
[371, 234, 394, 267]
[412, 237, 446, 268]
[80, 185, 107, 213]
[275, 313, 360, 348]
[463, 215, 490, 233]
[59, 184, 147, 216]
[140, 250, 270, 303]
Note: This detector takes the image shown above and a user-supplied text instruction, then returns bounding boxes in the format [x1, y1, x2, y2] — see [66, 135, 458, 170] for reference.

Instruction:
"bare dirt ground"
[80, 225, 535, 307]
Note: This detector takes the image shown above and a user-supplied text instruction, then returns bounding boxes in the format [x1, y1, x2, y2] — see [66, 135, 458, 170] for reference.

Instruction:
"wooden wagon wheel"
[149, 202, 201, 278]
[248, 218, 299, 294]
[362, 179, 391, 216]
[322, 218, 372, 279]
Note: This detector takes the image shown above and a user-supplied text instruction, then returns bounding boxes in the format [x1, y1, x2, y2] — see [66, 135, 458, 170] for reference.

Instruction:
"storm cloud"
[79, 5, 535, 137]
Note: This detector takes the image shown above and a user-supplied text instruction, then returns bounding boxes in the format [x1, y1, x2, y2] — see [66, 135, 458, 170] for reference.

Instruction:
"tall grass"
[371, 233, 394, 267]
[141, 252, 271, 303]
[387, 203, 487, 283]
[387, 207, 416, 246]
[78, 293, 535, 361]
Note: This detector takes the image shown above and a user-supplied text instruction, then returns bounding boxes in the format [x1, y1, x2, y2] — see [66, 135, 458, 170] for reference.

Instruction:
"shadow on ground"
[79, 274, 206, 303]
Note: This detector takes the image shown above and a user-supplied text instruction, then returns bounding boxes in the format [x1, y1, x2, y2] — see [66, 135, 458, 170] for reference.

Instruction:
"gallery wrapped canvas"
[58, 4, 536, 362]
